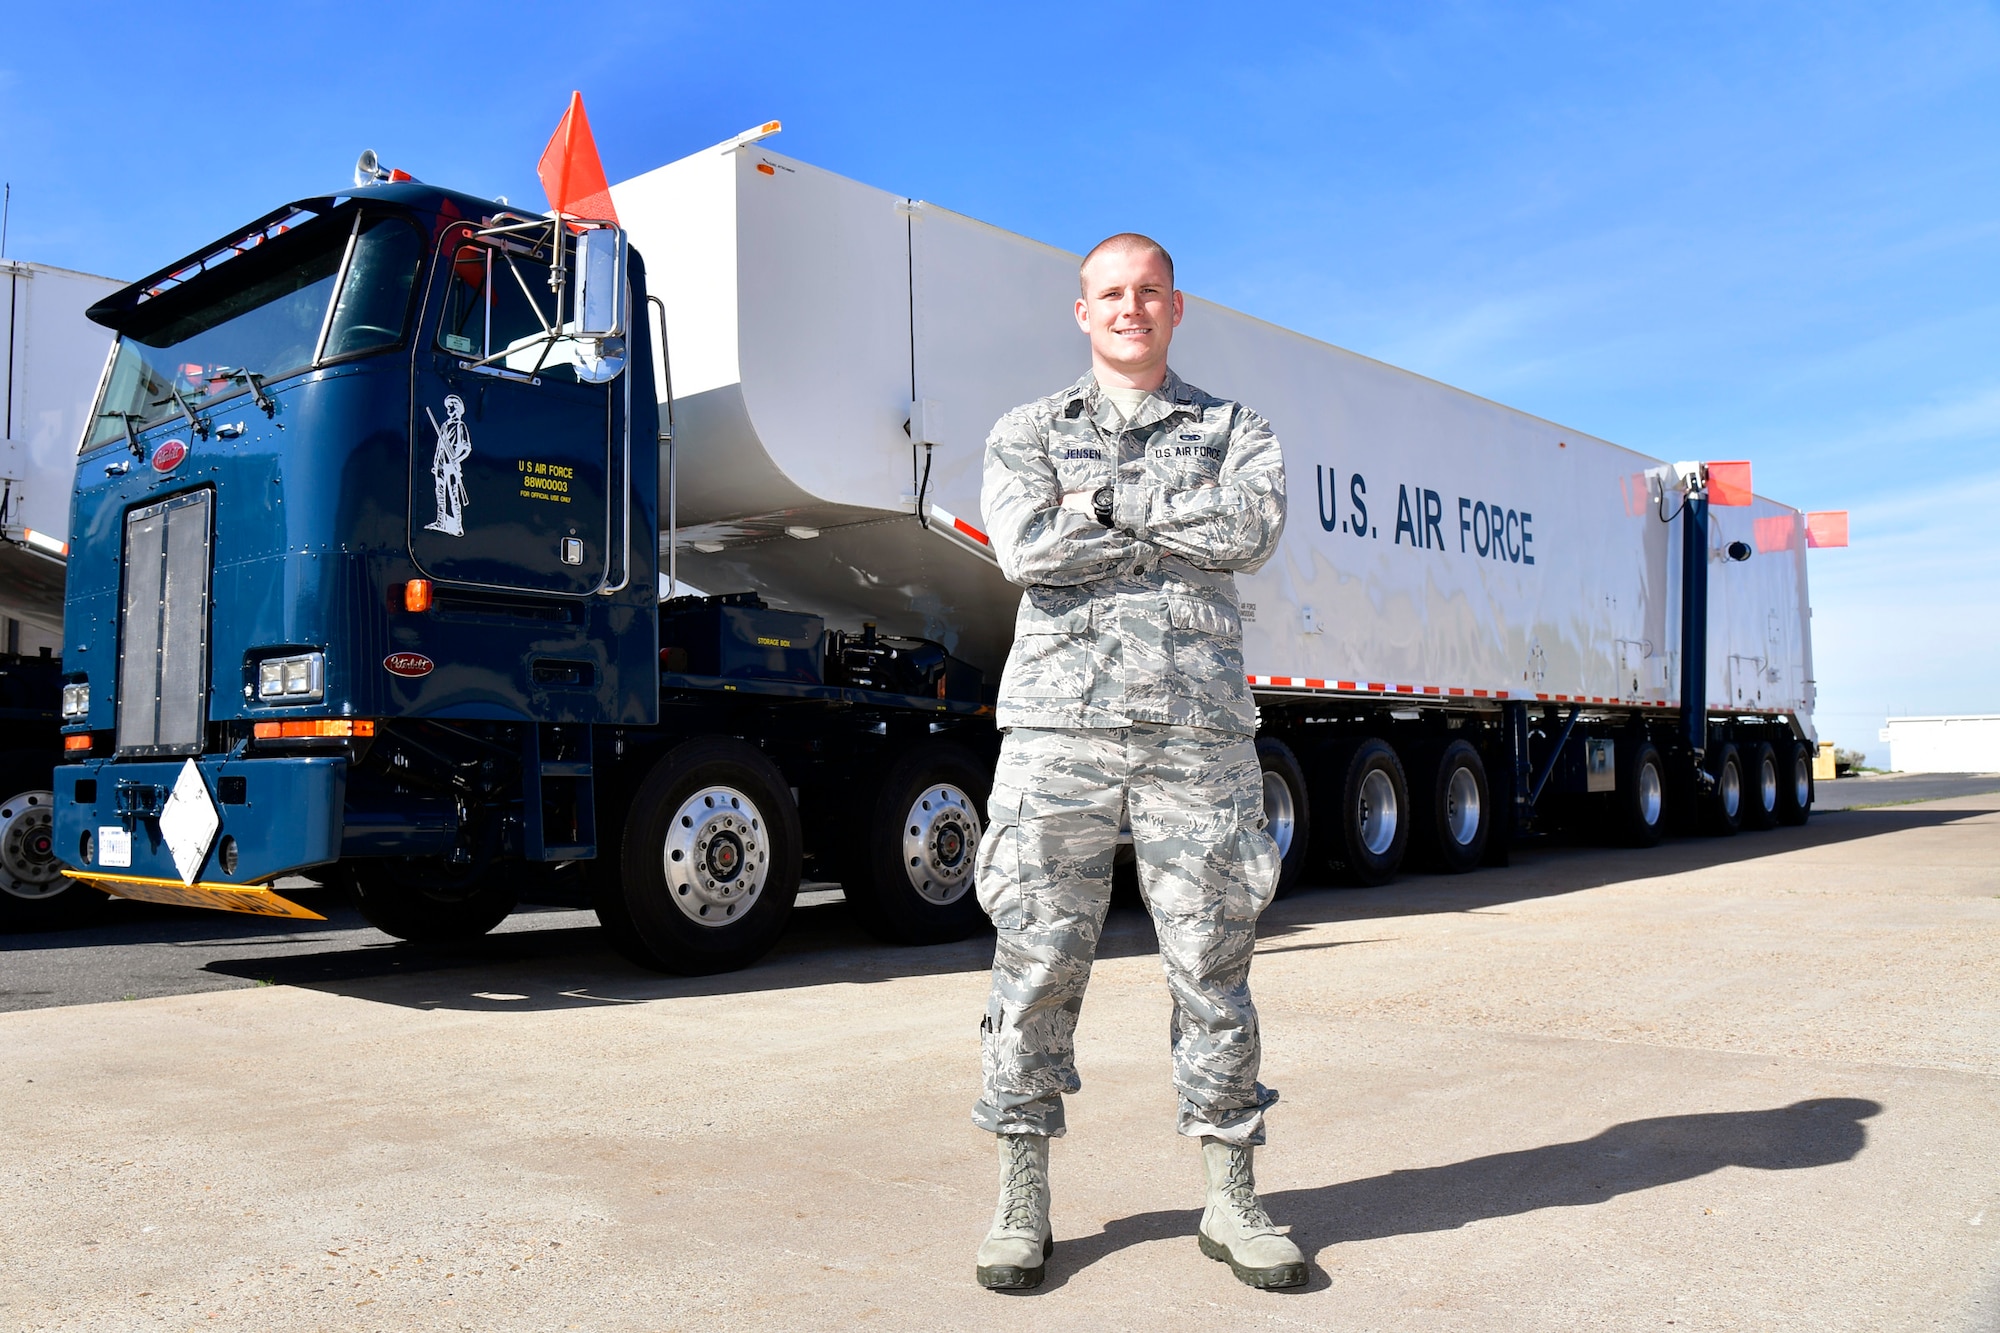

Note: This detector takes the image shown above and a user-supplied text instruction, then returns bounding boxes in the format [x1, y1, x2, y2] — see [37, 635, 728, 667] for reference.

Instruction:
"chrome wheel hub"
[0, 792, 69, 902]
[663, 785, 769, 927]
[1759, 755, 1779, 813]
[1261, 770, 1296, 860]
[1358, 768, 1398, 857]
[1638, 760, 1664, 826]
[1793, 755, 1811, 808]
[1443, 765, 1481, 847]
[901, 783, 980, 906]
[1719, 761, 1742, 819]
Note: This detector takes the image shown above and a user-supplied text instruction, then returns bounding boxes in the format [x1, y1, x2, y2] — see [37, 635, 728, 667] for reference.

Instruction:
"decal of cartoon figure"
[424, 395, 472, 536]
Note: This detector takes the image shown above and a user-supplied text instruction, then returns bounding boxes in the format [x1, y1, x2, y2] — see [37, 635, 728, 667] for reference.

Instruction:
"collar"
[1064, 367, 1200, 431]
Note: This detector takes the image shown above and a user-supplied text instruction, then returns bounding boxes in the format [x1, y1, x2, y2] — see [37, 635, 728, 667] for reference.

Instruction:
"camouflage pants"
[971, 724, 1282, 1145]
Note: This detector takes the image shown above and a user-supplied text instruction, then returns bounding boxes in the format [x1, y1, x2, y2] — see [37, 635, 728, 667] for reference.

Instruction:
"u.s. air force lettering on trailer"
[1311, 464, 1536, 565]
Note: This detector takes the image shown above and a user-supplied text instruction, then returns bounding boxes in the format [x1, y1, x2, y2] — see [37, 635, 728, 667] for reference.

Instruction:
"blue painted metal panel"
[55, 755, 345, 884]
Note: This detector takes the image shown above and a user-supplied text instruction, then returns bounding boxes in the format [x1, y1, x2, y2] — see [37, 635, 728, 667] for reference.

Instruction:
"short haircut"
[1079, 233, 1175, 296]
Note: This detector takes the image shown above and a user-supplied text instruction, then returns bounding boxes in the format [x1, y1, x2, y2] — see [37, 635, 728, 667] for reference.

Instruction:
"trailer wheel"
[1411, 740, 1488, 874]
[1702, 743, 1744, 836]
[0, 750, 110, 931]
[1614, 740, 1668, 847]
[341, 857, 519, 943]
[1314, 738, 1408, 886]
[841, 742, 990, 945]
[599, 736, 801, 975]
[1743, 741, 1781, 830]
[1253, 737, 1311, 896]
[1776, 742, 1813, 827]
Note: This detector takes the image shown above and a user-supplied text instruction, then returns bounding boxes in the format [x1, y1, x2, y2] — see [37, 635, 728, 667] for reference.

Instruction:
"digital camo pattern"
[980, 369, 1288, 737]
[972, 724, 1282, 1145]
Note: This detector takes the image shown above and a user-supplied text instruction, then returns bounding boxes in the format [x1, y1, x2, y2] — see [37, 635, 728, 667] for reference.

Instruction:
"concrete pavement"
[5, 795, 1998, 1330]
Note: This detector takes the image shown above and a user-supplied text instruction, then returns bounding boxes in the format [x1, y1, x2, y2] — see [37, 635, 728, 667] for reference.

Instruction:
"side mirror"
[573, 228, 627, 339]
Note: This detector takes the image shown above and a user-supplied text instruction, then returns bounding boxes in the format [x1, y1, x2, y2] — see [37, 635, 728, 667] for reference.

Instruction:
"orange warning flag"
[1805, 511, 1849, 548]
[538, 92, 619, 225]
[1705, 460, 1753, 506]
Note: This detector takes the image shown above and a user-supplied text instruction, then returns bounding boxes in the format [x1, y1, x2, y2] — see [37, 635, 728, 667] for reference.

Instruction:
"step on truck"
[51, 125, 1843, 973]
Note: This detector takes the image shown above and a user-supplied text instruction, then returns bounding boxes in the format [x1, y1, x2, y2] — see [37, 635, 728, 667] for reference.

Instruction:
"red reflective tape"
[1367, 682, 1386, 691]
[1271, 676, 1294, 687]
[1448, 688, 1465, 696]
[1395, 684, 1415, 694]
[1472, 689, 1487, 697]
[1536, 693, 1549, 700]
[1305, 678, 1326, 689]
[952, 516, 989, 545]
[1337, 681, 1357, 690]
[1422, 686, 1440, 695]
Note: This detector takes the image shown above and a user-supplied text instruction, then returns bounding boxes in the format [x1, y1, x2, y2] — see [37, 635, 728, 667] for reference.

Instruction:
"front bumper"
[56, 755, 347, 893]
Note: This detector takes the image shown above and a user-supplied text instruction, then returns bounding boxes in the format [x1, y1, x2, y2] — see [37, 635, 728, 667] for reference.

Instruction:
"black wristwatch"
[1091, 484, 1116, 527]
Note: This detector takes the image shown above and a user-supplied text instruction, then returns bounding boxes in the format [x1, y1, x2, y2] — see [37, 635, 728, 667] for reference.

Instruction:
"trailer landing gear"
[599, 736, 802, 975]
[841, 742, 990, 945]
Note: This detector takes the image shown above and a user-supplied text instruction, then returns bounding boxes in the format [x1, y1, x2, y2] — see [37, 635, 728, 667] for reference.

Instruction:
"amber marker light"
[64, 734, 92, 752]
[253, 720, 377, 740]
[403, 579, 433, 612]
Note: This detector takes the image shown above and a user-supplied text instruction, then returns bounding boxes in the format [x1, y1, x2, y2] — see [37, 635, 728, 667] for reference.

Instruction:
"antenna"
[1, 183, 10, 258]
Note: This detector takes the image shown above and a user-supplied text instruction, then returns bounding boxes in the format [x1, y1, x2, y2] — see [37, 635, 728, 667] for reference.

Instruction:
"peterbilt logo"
[151, 438, 188, 472]
[383, 652, 435, 678]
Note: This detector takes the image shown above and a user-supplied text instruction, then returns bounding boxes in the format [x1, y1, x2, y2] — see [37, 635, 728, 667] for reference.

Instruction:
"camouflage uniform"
[972, 369, 1288, 1145]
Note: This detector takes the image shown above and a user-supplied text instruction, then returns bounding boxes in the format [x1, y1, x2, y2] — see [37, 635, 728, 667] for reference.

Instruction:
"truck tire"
[1313, 737, 1408, 887]
[1255, 737, 1312, 897]
[1776, 742, 1813, 827]
[1743, 741, 1781, 830]
[0, 750, 109, 931]
[1614, 739, 1668, 847]
[840, 742, 990, 945]
[341, 857, 518, 943]
[1410, 739, 1488, 874]
[599, 736, 801, 975]
[1702, 743, 1744, 837]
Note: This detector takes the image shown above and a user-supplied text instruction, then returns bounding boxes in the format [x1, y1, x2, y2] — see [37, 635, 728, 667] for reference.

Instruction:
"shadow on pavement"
[1039, 1097, 1883, 1292]
[180, 802, 1994, 1012]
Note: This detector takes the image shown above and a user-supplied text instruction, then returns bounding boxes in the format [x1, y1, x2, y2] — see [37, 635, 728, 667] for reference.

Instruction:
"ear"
[1074, 297, 1091, 334]
[1170, 290, 1185, 328]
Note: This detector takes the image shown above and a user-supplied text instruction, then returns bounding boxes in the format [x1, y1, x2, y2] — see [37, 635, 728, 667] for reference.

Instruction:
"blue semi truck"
[50, 140, 1829, 974]
[50, 175, 997, 973]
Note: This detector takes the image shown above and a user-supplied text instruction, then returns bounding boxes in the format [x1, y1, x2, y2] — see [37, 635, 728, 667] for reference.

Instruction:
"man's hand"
[1059, 489, 1098, 517]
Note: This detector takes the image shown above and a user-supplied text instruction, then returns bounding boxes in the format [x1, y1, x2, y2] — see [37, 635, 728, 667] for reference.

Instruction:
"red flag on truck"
[1706, 460, 1753, 506]
[1805, 511, 1849, 548]
[538, 92, 619, 225]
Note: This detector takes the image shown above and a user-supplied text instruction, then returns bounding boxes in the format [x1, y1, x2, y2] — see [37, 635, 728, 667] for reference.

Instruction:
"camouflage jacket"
[980, 368, 1287, 735]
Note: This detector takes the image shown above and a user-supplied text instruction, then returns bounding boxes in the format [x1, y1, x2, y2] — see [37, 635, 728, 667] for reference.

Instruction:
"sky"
[4, 0, 1995, 763]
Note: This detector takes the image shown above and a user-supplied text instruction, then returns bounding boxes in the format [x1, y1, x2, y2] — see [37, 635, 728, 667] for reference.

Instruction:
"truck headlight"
[257, 652, 326, 701]
[61, 682, 89, 719]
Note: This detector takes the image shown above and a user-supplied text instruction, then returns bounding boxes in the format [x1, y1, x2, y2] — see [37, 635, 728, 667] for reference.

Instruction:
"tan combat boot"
[975, 1133, 1052, 1290]
[1197, 1136, 1307, 1289]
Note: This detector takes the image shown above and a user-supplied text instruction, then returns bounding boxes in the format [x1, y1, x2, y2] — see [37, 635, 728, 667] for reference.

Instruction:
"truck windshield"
[84, 209, 423, 451]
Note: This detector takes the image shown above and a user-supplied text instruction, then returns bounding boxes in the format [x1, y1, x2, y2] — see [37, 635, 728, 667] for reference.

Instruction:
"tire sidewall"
[855, 743, 991, 944]
[620, 737, 801, 974]
[1618, 740, 1668, 847]
[1341, 738, 1409, 885]
[1254, 736, 1311, 896]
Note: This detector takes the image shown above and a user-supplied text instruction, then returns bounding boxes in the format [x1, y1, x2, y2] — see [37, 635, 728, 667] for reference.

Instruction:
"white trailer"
[611, 136, 1823, 886]
[0, 258, 121, 927]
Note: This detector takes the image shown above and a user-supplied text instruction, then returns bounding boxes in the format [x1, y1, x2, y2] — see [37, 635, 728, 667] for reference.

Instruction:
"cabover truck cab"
[53, 178, 989, 972]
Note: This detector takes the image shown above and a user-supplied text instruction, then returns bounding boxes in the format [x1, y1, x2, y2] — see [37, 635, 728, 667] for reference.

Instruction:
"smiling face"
[1075, 240, 1183, 390]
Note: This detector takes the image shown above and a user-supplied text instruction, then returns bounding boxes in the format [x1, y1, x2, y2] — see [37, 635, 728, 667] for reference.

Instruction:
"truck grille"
[117, 489, 214, 756]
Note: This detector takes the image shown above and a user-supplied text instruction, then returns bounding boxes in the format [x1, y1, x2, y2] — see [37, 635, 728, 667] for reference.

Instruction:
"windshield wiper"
[99, 411, 146, 459]
[151, 386, 211, 440]
[217, 368, 276, 417]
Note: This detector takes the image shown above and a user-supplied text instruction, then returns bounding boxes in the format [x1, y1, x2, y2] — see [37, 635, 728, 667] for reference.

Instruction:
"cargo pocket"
[974, 788, 1026, 930]
[1221, 788, 1281, 922]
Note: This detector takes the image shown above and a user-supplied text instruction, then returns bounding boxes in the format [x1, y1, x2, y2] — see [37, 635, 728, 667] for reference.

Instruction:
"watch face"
[1092, 485, 1115, 509]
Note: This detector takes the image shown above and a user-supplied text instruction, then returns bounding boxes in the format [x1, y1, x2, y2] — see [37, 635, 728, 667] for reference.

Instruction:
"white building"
[1882, 716, 2000, 774]
[1, 259, 123, 655]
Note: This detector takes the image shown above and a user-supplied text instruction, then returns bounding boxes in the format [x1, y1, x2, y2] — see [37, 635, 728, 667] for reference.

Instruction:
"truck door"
[409, 224, 613, 595]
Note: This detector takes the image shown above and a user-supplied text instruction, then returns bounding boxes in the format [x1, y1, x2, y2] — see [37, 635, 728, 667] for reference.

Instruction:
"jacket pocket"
[1004, 600, 1093, 699]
